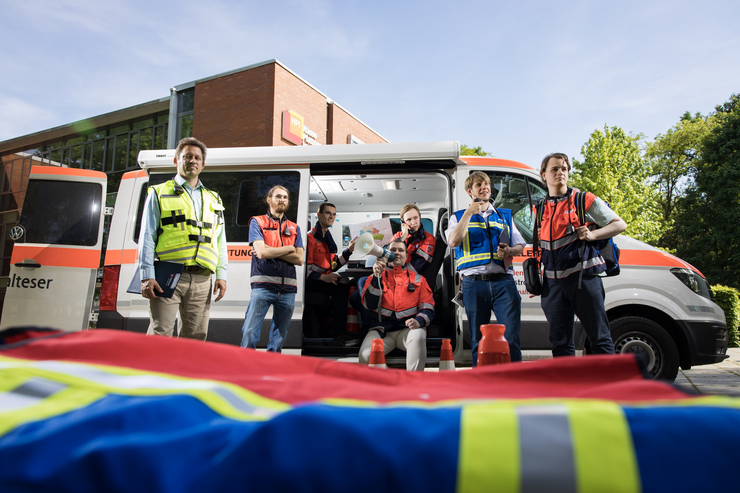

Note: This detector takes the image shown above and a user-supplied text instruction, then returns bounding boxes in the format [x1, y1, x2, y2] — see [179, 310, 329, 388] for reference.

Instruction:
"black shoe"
[332, 332, 361, 347]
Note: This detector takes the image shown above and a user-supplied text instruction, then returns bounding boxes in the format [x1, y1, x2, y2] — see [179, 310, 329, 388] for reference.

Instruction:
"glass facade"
[29, 112, 169, 181]
[0, 111, 169, 281]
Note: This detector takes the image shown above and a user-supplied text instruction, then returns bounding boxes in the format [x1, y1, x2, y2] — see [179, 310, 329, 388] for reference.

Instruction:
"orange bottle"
[477, 324, 511, 366]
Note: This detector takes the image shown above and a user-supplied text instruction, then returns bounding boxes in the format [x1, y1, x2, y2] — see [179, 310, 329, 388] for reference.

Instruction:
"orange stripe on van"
[228, 245, 253, 261]
[107, 247, 250, 265]
[104, 248, 138, 266]
[515, 247, 704, 277]
[30, 166, 106, 179]
[121, 170, 147, 180]
[10, 245, 100, 269]
[619, 249, 704, 276]
[459, 157, 534, 170]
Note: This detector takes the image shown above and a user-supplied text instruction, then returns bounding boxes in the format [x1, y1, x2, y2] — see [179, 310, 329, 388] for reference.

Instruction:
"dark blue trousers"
[541, 275, 615, 357]
[462, 275, 522, 365]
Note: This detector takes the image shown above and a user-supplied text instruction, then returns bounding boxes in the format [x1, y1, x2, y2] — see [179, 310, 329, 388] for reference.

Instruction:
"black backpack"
[573, 191, 621, 277]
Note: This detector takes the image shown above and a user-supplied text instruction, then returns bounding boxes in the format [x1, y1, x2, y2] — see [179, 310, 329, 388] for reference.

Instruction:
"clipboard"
[127, 261, 185, 299]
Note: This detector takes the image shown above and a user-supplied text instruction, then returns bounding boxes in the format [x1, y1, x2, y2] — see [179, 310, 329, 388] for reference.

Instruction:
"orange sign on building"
[282, 110, 304, 145]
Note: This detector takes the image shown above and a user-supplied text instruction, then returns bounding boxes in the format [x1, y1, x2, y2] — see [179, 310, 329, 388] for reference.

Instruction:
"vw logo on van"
[9, 225, 24, 241]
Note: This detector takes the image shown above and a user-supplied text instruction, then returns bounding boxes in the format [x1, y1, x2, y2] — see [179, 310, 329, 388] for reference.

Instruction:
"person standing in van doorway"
[139, 137, 228, 341]
[240, 185, 304, 352]
[446, 171, 525, 365]
[537, 153, 627, 357]
[306, 202, 359, 347]
[390, 204, 437, 276]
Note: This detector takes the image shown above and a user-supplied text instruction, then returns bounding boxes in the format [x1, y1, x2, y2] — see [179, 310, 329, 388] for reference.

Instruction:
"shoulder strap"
[533, 199, 545, 253]
[575, 191, 588, 226]
[535, 199, 545, 226]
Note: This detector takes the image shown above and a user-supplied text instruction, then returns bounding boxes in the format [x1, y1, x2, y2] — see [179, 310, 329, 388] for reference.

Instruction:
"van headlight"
[670, 268, 713, 301]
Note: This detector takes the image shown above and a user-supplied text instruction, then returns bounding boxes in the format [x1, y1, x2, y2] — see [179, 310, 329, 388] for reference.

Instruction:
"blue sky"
[1, 0, 738, 168]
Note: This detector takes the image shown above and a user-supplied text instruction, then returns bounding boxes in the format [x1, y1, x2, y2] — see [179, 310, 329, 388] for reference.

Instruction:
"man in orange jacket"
[306, 202, 358, 346]
[358, 240, 434, 371]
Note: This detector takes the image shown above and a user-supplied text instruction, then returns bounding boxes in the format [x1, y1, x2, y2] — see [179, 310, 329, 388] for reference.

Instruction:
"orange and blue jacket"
[361, 264, 435, 331]
[538, 188, 606, 284]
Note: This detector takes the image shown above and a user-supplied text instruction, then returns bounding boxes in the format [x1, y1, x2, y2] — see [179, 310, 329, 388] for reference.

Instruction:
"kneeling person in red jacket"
[358, 240, 434, 371]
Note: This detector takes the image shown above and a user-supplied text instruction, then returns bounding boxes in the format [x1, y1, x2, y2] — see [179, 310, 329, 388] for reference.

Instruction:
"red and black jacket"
[537, 188, 606, 285]
[250, 214, 299, 293]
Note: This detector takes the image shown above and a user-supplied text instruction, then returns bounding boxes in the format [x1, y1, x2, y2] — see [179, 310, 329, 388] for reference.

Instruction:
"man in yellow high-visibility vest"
[138, 137, 228, 340]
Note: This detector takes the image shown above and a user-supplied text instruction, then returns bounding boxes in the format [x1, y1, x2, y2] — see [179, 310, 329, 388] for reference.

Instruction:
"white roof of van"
[137, 141, 462, 169]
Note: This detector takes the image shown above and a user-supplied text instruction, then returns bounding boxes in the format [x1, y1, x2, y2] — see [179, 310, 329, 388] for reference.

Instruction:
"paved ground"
[674, 348, 740, 396]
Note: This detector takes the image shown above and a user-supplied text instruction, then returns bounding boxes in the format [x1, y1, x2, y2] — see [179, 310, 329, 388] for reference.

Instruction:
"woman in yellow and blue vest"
[445, 171, 526, 365]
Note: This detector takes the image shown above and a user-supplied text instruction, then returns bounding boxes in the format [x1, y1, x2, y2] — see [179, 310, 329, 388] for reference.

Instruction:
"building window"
[177, 89, 195, 140]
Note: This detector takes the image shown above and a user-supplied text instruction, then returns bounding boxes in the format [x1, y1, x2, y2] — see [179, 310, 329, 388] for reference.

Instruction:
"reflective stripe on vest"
[457, 400, 641, 493]
[153, 180, 224, 273]
[453, 208, 513, 271]
[0, 356, 288, 437]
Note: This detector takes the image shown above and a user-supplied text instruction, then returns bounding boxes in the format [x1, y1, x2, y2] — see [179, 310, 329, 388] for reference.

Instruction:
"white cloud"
[0, 98, 58, 141]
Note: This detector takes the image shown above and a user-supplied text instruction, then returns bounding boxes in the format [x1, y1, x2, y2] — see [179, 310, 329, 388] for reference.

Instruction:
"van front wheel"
[610, 317, 679, 381]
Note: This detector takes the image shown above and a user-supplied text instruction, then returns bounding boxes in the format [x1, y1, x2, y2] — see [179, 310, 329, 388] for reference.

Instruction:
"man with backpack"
[536, 153, 627, 357]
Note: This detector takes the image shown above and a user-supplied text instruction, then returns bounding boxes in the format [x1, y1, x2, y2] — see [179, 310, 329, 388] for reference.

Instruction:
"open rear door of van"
[1, 166, 107, 332]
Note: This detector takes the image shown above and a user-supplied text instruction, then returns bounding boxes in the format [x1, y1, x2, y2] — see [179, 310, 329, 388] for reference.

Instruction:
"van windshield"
[18, 179, 102, 246]
[482, 171, 547, 244]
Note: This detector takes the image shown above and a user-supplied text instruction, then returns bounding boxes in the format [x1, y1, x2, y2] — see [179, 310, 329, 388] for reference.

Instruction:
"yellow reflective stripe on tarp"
[0, 372, 105, 437]
[456, 399, 642, 493]
[457, 402, 520, 493]
[0, 356, 289, 437]
[568, 400, 640, 493]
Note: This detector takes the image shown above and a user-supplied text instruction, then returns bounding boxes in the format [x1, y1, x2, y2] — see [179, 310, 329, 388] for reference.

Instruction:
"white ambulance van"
[2, 142, 727, 380]
[0, 167, 107, 332]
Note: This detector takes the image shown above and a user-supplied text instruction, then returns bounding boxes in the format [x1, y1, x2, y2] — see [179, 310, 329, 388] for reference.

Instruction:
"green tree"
[571, 124, 662, 245]
[645, 112, 716, 249]
[672, 94, 740, 288]
[460, 144, 491, 156]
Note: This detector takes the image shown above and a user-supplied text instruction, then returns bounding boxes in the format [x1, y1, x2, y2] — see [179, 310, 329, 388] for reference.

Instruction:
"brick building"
[0, 59, 387, 297]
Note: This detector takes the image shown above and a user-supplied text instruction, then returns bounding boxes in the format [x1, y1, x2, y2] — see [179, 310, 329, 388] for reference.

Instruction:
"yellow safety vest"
[153, 180, 225, 273]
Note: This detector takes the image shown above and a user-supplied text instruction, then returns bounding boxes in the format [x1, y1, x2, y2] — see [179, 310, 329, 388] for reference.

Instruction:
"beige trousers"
[358, 328, 427, 371]
[147, 270, 212, 341]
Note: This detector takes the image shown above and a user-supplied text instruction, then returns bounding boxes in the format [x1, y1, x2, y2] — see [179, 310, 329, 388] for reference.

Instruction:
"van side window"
[145, 171, 301, 243]
[132, 184, 149, 243]
[478, 171, 546, 244]
[234, 172, 301, 231]
[18, 180, 102, 246]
